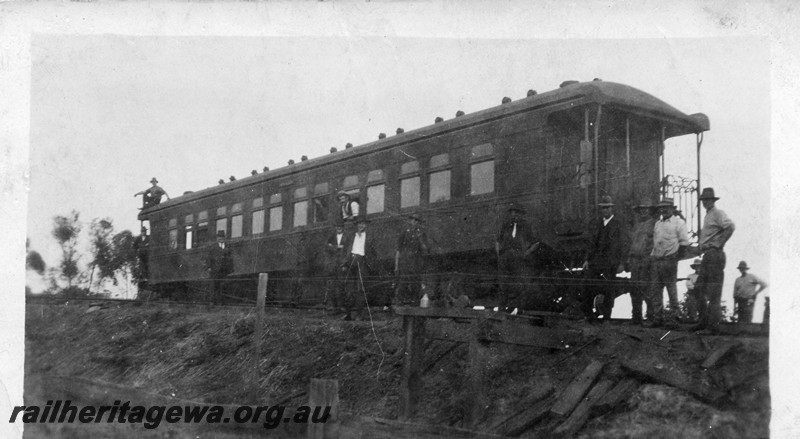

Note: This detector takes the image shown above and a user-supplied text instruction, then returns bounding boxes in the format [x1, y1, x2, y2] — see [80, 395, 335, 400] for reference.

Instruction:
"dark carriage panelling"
[138, 81, 709, 293]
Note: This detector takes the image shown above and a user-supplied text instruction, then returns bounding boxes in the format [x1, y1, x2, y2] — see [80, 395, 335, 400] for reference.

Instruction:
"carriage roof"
[139, 80, 709, 217]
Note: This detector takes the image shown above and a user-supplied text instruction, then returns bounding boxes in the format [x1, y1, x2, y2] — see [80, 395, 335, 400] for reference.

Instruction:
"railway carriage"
[137, 79, 709, 308]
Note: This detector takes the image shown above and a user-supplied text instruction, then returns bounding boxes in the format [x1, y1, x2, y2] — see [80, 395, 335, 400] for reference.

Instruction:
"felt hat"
[698, 187, 719, 201]
[737, 261, 749, 270]
[597, 195, 614, 207]
[690, 258, 702, 268]
[408, 213, 423, 222]
[336, 190, 350, 198]
[657, 197, 675, 207]
[216, 230, 226, 239]
[150, 177, 159, 184]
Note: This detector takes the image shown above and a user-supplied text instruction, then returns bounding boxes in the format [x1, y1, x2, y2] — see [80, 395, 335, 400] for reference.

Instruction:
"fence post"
[307, 379, 339, 439]
[253, 273, 268, 403]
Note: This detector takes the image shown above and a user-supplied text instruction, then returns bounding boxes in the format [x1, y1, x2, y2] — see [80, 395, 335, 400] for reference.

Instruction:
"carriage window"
[198, 210, 208, 221]
[184, 214, 194, 224]
[269, 193, 282, 204]
[401, 177, 420, 208]
[470, 160, 495, 195]
[231, 214, 243, 238]
[195, 221, 209, 245]
[184, 226, 193, 250]
[471, 143, 494, 158]
[367, 184, 385, 213]
[216, 218, 227, 237]
[429, 170, 451, 203]
[217, 206, 227, 216]
[401, 161, 419, 174]
[294, 187, 307, 199]
[168, 229, 178, 250]
[232, 203, 243, 213]
[293, 201, 308, 227]
[269, 206, 283, 231]
[312, 196, 328, 223]
[169, 218, 177, 228]
[367, 170, 384, 182]
[343, 175, 359, 188]
[430, 153, 450, 168]
[253, 197, 263, 209]
[252, 210, 265, 235]
[314, 182, 329, 195]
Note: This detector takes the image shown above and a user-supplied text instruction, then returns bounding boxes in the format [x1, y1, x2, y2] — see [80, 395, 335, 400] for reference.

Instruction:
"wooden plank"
[466, 331, 490, 428]
[701, 341, 738, 369]
[621, 358, 726, 403]
[424, 319, 580, 350]
[399, 315, 426, 420]
[307, 379, 339, 439]
[592, 378, 639, 415]
[553, 378, 614, 437]
[393, 306, 505, 321]
[550, 360, 605, 417]
[494, 388, 555, 437]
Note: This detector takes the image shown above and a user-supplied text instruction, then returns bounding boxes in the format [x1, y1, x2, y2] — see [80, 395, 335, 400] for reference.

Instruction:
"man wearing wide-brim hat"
[341, 217, 377, 320]
[134, 177, 170, 209]
[683, 258, 702, 322]
[581, 195, 629, 323]
[648, 197, 690, 327]
[495, 203, 540, 311]
[733, 260, 768, 324]
[692, 187, 735, 332]
[394, 213, 431, 305]
[626, 198, 657, 325]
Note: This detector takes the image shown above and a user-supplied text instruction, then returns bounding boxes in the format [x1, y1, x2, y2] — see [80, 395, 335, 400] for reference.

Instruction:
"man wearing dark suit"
[394, 213, 430, 305]
[207, 231, 234, 304]
[582, 196, 629, 323]
[495, 203, 540, 311]
[324, 223, 351, 313]
[342, 218, 378, 320]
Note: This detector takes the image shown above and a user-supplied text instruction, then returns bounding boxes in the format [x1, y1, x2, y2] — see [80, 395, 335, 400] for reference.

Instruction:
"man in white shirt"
[342, 218, 376, 320]
[648, 197, 689, 326]
[733, 261, 768, 323]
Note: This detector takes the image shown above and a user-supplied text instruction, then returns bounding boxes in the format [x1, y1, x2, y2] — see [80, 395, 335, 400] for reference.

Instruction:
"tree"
[26, 238, 46, 275]
[52, 210, 82, 289]
[111, 230, 138, 297]
[88, 218, 116, 291]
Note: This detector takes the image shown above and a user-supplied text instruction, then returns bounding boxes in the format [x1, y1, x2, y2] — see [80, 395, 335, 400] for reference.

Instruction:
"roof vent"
[345, 143, 353, 149]
[593, 78, 602, 82]
[229, 176, 236, 182]
[527, 89, 537, 96]
[301, 155, 308, 161]
[559, 80, 579, 88]
[251, 170, 258, 176]
[501, 97, 511, 104]
[378, 133, 386, 139]
[455, 110, 465, 117]
[263, 166, 269, 172]
[434, 116, 444, 123]
[218, 179, 225, 185]
[288, 159, 295, 165]
[396, 128, 404, 134]
[330, 147, 337, 153]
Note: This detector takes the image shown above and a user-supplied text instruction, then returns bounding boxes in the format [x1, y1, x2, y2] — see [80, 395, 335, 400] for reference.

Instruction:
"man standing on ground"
[495, 204, 539, 311]
[582, 196, 629, 323]
[627, 199, 656, 325]
[733, 261, 768, 323]
[207, 231, 234, 304]
[648, 197, 690, 326]
[693, 188, 735, 332]
[342, 218, 376, 320]
[394, 213, 430, 306]
[324, 223, 350, 313]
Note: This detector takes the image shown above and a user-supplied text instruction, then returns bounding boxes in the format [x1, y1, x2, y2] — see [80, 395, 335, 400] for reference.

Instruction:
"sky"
[3, 2, 800, 438]
[25, 35, 770, 315]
